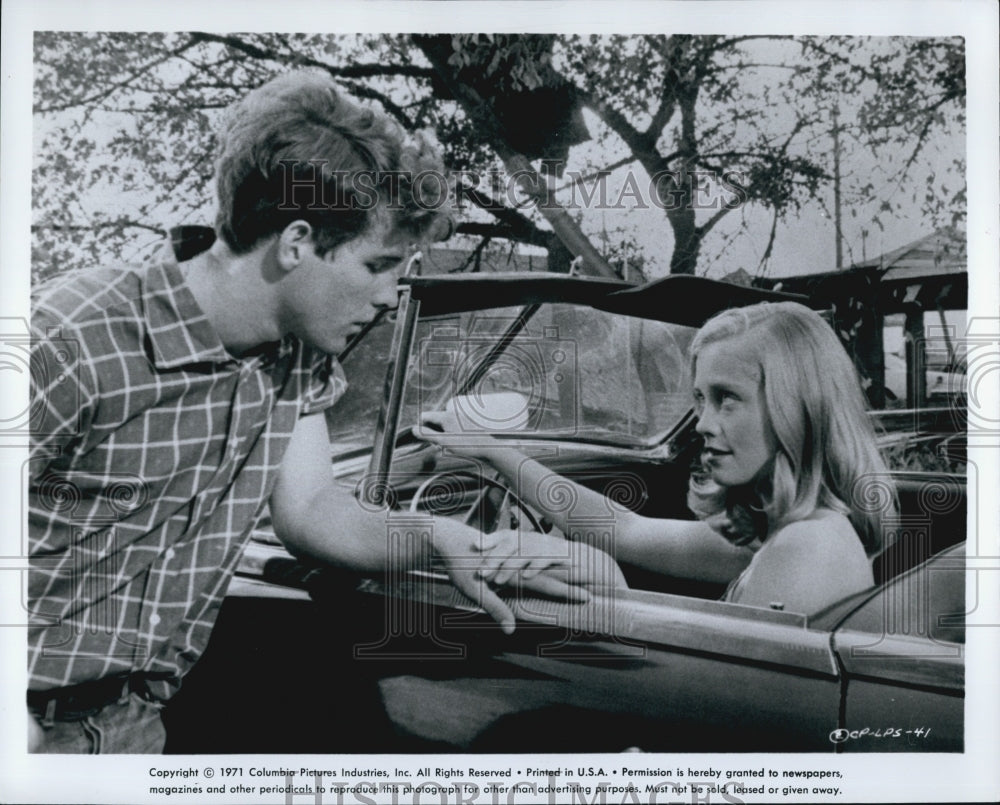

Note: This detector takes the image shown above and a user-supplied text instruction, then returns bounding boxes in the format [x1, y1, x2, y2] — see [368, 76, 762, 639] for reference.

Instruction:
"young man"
[27, 71, 602, 753]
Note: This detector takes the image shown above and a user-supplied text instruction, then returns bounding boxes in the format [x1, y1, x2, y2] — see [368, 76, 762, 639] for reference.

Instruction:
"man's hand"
[432, 527, 625, 634]
[431, 528, 520, 634]
[28, 706, 44, 752]
[477, 529, 627, 596]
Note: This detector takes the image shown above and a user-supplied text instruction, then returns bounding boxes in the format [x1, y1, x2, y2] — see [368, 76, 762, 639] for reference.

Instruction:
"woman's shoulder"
[736, 509, 873, 613]
[764, 509, 871, 578]
[770, 508, 859, 547]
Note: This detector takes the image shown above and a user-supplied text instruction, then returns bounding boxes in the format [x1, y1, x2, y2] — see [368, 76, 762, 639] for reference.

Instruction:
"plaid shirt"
[28, 245, 346, 700]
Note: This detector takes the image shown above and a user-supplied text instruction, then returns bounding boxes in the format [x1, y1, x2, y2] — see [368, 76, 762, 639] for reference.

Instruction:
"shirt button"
[149, 613, 161, 627]
[164, 548, 176, 561]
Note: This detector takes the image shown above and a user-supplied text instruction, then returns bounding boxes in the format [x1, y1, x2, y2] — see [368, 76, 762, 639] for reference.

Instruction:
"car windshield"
[327, 303, 697, 457]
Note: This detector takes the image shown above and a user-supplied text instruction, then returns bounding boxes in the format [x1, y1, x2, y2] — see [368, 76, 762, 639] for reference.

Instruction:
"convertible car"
[163, 270, 966, 754]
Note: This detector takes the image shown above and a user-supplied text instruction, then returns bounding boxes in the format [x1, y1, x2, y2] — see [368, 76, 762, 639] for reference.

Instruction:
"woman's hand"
[416, 408, 501, 459]
[431, 527, 603, 633]
[477, 529, 628, 596]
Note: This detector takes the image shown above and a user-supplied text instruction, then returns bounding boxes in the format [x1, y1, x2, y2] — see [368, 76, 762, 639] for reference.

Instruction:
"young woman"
[419, 301, 896, 615]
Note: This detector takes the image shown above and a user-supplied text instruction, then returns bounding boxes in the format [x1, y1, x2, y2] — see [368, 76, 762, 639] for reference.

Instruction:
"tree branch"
[188, 32, 421, 126]
[756, 207, 780, 275]
[696, 203, 736, 241]
[708, 34, 795, 54]
[642, 35, 685, 139]
[552, 155, 637, 194]
[455, 219, 550, 249]
[189, 32, 433, 79]
[32, 220, 167, 235]
[646, 98, 677, 144]
[33, 36, 202, 114]
[454, 182, 553, 247]
[581, 91, 671, 183]
[450, 235, 492, 273]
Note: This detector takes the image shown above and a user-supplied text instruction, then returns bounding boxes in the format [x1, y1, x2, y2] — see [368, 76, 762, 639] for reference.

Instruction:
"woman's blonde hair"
[686, 301, 895, 553]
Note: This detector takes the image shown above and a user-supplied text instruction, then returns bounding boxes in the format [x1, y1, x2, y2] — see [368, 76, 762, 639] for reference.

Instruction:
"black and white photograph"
[2, 1, 998, 804]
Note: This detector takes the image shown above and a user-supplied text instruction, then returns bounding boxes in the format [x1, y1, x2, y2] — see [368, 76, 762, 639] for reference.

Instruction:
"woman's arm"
[613, 510, 753, 584]
[419, 412, 752, 585]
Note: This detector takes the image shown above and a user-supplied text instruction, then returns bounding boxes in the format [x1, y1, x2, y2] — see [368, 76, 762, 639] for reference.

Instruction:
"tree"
[555, 35, 965, 274]
[31, 33, 965, 284]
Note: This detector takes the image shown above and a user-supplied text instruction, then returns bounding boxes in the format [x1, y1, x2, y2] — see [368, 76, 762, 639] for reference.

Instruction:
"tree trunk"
[414, 34, 618, 279]
[667, 207, 701, 275]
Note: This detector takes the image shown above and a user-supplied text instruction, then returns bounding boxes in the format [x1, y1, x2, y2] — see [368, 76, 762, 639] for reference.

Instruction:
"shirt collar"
[141, 233, 235, 369]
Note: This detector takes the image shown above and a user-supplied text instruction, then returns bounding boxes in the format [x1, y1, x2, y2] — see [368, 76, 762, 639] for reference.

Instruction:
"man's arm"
[270, 414, 424, 569]
[270, 413, 589, 633]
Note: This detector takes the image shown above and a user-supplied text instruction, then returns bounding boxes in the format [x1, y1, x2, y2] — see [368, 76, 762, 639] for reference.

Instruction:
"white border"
[2, 2, 998, 803]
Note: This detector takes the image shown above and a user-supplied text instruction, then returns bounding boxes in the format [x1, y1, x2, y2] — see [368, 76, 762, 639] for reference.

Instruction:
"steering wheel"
[408, 470, 546, 534]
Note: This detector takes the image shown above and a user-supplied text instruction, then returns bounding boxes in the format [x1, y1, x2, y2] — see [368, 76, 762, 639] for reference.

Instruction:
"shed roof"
[754, 227, 967, 311]
[851, 226, 966, 278]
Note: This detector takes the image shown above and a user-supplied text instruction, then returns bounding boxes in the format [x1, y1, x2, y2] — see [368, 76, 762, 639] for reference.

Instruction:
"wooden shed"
[755, 227, 967, 409]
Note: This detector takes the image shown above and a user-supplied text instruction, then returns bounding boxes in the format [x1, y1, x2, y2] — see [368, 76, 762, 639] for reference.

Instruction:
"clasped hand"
[435, 527, 627, 634]
[475, 528, 627, 594]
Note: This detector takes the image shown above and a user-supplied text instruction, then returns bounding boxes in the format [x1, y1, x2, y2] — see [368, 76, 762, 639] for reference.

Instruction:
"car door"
[365, 578, 845, 752]
[832, 542, 965, 752]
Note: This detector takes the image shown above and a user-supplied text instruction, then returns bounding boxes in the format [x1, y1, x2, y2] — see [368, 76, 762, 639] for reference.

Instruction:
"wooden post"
[904, 305, 927, 409]
[855, 305, 886, 409]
